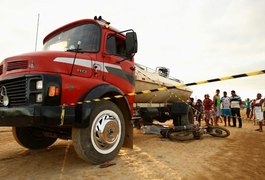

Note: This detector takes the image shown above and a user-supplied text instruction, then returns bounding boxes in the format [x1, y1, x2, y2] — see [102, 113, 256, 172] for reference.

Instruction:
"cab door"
[102, 33, 135, 93]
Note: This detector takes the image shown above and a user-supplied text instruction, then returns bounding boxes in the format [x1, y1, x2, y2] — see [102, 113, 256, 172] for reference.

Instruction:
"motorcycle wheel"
[169, 131, 194, 141]
[208, 126, 230, 138]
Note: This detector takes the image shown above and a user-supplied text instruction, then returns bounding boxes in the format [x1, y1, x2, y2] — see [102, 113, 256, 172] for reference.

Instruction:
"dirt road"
[0, 119, 265, 180]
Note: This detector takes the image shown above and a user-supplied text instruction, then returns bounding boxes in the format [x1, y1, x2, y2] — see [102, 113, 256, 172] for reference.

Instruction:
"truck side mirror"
[126, 32, 138, 57]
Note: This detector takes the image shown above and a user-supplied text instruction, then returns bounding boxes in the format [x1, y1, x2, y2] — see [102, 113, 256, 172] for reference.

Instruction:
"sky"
[0, 0, 265, 100]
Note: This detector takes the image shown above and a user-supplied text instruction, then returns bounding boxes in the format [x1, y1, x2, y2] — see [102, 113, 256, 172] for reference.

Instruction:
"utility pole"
[35, 13, 40, 51]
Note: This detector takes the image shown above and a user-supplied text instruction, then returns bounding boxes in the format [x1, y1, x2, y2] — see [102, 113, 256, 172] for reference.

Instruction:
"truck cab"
[0, 16, 137, 164]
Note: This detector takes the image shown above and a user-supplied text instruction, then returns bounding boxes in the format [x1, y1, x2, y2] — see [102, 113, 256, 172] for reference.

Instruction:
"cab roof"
[43, 18, 120, 44]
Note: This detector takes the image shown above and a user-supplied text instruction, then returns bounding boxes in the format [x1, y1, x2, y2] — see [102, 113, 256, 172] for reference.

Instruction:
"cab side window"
[106, 35, 126, 57]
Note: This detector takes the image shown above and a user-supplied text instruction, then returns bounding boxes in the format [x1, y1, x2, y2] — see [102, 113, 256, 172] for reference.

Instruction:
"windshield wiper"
[66, 48, 83, 52]
[66, 41, 83, 53]
[69, 41, 82, 76]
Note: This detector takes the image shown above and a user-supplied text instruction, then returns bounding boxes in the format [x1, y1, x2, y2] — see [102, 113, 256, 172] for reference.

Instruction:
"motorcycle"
[160, 124, 230, 141]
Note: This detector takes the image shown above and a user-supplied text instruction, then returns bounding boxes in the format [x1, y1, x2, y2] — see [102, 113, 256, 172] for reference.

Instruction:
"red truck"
[0, 16, 194, 164]
[0, 16, 137, 164]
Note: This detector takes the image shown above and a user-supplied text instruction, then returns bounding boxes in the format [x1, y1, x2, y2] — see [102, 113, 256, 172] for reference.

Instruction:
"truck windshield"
[43, 23, 100, 52]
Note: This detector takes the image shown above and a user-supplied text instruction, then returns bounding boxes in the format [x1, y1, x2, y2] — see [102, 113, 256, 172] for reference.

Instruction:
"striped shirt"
[230, 95, 241, 108]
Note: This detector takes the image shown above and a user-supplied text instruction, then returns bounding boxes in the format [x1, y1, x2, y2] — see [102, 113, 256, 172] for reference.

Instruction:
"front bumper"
[0, 105, 75, 127]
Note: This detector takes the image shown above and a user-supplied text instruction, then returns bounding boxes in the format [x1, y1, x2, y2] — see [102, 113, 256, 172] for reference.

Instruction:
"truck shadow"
[0, 140, 98, 179]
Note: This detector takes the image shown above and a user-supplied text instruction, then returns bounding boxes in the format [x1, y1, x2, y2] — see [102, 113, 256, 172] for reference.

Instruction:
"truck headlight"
[36, 80, 43, 90]
[36, 93, 43, 102]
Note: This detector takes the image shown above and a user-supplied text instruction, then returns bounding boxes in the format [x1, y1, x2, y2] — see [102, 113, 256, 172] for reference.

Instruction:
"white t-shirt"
[221, 96, 230, 109]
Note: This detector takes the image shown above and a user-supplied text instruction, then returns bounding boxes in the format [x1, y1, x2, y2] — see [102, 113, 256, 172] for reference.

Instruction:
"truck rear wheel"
[188, 106, 194, 124]
[72, 101, 125, 164]
[12, 127, 57, 149]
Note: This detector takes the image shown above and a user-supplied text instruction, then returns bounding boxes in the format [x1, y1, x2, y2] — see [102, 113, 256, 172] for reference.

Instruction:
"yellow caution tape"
[63, 69, 265, 106]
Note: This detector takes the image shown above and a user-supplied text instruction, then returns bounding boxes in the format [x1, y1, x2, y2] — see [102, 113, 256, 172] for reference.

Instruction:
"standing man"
[253, 93, 264, 132]
[195, 99, 203, 125]
[230, 90, 242, 128]
[221, 91, 231, 126]
[263, 97, 265, 121]
[213, 89, 221, 126]
[245, 98, 251, 119]
[203, 94, 213, 126]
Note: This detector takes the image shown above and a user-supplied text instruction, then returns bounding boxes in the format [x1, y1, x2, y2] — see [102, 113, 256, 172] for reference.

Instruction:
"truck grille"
[7, 60, 28, 71]
[0, 77, 27, 107]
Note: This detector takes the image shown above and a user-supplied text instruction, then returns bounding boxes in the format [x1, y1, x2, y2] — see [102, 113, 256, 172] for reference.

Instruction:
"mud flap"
[123, 118, 133, 148]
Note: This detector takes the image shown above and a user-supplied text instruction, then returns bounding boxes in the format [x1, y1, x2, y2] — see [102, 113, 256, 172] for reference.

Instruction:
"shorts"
[205, 110, 213, 120]
[215, 107, 221, 117]
[221, 109, 231, 116]
[255, 108, 263, 121]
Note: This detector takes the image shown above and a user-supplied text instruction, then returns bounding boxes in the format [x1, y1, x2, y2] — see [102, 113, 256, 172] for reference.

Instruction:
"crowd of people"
[190, 90, 265, 132]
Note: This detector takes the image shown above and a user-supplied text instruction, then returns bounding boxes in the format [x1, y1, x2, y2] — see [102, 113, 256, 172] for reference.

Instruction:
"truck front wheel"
[72, 101, 125, 164]
[12, 127, 57, 149]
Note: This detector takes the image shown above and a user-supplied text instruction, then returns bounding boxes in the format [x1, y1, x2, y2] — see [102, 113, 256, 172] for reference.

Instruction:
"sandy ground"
[1, 115, 265, 180]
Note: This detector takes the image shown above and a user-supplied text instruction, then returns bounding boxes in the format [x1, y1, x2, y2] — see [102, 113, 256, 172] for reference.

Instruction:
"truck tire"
[187, 106, 194, 124]
[12, 127, 57, 149]
[72, 101, 125, 164]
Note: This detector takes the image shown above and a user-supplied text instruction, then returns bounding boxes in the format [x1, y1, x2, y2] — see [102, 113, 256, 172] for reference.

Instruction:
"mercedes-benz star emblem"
[0, 86, 9, 106]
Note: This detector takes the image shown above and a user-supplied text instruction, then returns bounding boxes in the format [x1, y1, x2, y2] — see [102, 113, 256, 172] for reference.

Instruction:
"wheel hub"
[95, 114, 119, 147]
[97, 119, 119, 144]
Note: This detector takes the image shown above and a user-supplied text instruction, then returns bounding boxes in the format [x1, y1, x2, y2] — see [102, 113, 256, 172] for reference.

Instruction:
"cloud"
[0, 0, 264, 100]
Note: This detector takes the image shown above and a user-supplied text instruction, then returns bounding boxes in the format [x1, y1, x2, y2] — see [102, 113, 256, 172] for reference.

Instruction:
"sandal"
[99, 161, 116, 168]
